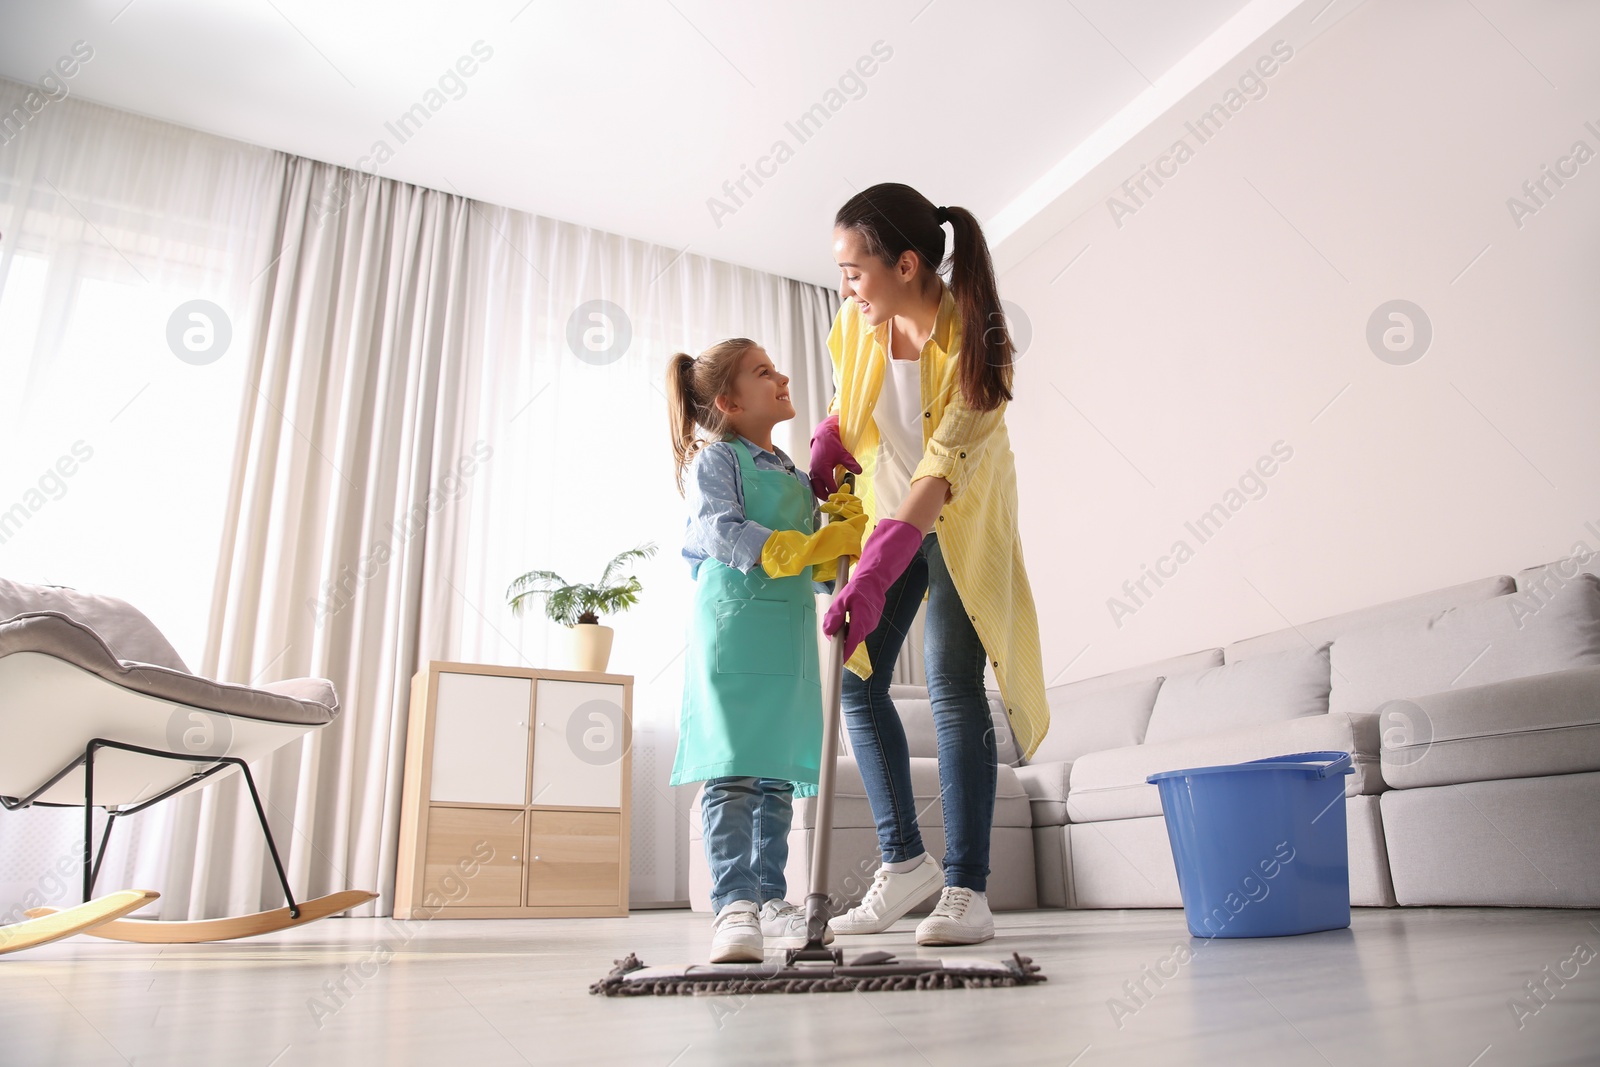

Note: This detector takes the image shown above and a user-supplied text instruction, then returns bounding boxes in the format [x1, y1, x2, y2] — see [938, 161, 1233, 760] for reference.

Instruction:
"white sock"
[884, 854, 926, 874]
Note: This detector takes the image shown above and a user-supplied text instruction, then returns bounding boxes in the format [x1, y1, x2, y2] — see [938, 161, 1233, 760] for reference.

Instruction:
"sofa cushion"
[1381, 664, 1600, 789]
[1066, 711, 1382, 823]
[790, 756, 1032, 831]
[884, 684, 1021, 766]
[1142, 643, 1331, 746]
[1517, 552, 1600, 595]
[1014, 761, 1071, 827]
[1057, 647, 1223, 692]
[1329, 573, 1600, 719]
[1224, 575, 1514, 662]
[1031, 677, 1161, 764]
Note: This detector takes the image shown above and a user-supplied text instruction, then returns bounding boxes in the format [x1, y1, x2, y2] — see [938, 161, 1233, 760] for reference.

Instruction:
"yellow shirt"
[826, 283, 1050, 759]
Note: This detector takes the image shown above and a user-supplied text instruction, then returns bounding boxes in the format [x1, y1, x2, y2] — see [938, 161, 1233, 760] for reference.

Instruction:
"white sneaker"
[759, 899, 835, 949]
[710, 900, 764, 963]
[829, 854, 944, 934]
[915, 886, 995, 946]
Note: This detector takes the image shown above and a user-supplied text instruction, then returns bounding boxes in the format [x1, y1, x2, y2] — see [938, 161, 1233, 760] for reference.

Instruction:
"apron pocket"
[713, 598, 795, 676]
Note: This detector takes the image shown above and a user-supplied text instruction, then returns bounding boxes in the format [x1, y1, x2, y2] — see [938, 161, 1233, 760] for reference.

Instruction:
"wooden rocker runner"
[0, 578, 375, 953]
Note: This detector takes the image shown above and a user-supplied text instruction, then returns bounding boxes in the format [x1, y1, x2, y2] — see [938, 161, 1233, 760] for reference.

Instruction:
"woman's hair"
[666, 337, 759, 495]
[834, 183, 1014, 411]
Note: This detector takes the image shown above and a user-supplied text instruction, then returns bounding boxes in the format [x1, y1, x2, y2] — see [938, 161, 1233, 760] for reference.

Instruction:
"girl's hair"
[834, 182, 1014, 411]
[666, 337, 760, 495]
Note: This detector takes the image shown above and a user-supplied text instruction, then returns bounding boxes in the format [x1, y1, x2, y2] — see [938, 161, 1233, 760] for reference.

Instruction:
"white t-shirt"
[872, 348, 925, 518]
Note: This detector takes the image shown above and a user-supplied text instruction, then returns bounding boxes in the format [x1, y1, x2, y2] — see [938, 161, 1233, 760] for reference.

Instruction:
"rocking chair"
[0, 578, 374, 953]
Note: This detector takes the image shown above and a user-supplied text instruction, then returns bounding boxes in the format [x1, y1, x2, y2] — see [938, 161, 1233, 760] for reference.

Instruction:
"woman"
[813, 183, 1048, 946]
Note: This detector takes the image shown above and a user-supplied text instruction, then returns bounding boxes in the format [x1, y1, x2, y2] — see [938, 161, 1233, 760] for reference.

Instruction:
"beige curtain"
[159, 157, 475, 919]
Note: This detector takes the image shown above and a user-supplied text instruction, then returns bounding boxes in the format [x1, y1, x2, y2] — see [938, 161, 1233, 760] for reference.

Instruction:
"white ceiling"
[0, 0, 1252, 288]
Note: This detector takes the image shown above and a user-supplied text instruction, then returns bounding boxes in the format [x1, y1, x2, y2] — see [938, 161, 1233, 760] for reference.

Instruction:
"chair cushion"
[0, 613, 337, 726]
[1031, 677, 1161, 764]
[1066, 711, 1382, 823]
[1142, 643, 1331, 746]
[1381, 665, 1600, 789]
[0, 577, 190, 672]
[1014, 761, 1071, 827]
[791, 756, 1032, 830]
[1224, 575, 1515, 662]
[1329, 574, 1600, 719]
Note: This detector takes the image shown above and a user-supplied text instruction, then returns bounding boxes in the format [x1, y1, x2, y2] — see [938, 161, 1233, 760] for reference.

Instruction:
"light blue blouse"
[682, 434, 830, 591]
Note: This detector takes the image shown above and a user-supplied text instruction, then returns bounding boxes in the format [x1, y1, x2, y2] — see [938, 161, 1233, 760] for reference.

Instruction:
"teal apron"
[671, 437, 823, 797]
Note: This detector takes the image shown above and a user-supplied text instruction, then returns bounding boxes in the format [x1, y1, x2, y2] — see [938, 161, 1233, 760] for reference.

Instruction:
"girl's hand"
[820, 487, 864, 523]
[808, 414, 861, 499]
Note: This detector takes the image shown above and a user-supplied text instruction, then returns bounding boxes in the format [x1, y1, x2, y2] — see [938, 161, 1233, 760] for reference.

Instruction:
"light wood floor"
[4, 906, 1598, 1065]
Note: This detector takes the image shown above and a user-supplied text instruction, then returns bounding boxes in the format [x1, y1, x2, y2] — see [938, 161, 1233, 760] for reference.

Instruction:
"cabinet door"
[429, 672, 531, 805]
[530, 680, 625, 808]
[421, 807, 524, 910]
[526, 810, 621, 907]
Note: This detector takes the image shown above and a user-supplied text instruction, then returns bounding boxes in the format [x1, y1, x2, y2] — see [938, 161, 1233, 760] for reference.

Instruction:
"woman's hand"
[808, 414, 861, 500]
[822, 518, 924, 660]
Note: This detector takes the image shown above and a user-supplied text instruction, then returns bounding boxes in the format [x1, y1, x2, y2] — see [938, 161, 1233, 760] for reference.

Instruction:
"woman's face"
[833, 226, 901, 327]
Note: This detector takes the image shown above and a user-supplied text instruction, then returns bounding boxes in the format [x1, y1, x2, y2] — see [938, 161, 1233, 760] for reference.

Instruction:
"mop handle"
[804, 472, 854, 947]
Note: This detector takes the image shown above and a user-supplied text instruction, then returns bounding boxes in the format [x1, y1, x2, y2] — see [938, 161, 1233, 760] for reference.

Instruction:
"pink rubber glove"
[808, 414, 862, 501]
[823, 518, 925, 661]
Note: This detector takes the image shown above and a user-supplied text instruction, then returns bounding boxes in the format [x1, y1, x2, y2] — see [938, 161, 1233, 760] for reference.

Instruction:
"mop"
[592, 497, 1047, 996]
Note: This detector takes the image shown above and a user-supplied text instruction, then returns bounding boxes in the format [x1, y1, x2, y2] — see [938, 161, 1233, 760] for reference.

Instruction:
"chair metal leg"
[89, 811, 118, 897]
[68, 738, 300, 918]
[234, 759, 299, 919]
[82, 742, 95, 903]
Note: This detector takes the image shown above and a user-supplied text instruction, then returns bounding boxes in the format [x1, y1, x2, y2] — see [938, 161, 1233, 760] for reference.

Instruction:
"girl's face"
[719, 345, 794, 432]
[833, 226, 920, 327]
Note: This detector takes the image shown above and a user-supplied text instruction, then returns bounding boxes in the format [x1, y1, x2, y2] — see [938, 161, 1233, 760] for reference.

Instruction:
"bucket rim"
[1146, 750, 1353, 785]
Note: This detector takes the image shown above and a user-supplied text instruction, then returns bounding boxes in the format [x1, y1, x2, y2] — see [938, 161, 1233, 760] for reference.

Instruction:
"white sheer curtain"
[0, 78, 847, 916]
[0, 80, 281, 916]
[431, 207, 839, 904]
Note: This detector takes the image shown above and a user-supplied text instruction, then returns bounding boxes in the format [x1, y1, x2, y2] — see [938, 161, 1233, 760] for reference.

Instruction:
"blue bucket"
[1147, 751, 1354, 938]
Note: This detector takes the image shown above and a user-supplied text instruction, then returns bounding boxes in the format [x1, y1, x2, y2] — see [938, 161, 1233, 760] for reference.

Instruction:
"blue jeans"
[841, 531, 998, 891]
[701, 777, 794, 913]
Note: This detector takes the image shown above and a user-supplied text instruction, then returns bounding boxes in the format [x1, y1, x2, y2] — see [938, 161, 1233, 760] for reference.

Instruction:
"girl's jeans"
[701, 777, 795, 913]
[841, 530, 998, 891]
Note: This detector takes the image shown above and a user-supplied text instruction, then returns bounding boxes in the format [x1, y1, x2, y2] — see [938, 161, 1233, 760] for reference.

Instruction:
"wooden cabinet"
[394, 661, 631, 918]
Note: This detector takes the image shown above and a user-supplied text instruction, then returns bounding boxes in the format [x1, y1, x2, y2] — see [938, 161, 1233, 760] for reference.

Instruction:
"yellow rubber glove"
[819, 488, 864, 523]
[811, 488, 866, 582]
[761, 497, 866, 579]
[813, 488, 867, 581]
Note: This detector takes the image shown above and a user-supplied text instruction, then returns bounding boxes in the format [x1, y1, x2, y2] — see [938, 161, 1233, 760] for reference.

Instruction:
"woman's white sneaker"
[915, 886, 994, 945]
[829, 854, 944, 934]
[759, 899, 835, 949]
[710, 900, 764, 962]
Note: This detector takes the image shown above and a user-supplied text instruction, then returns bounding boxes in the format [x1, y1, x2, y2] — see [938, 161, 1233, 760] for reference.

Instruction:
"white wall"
[1000, 0, 1600, 684]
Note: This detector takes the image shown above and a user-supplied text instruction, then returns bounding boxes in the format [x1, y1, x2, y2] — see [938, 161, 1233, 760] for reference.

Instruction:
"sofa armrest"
[1382, 664, 1600, 789]
[1013, 762, 1071, 827]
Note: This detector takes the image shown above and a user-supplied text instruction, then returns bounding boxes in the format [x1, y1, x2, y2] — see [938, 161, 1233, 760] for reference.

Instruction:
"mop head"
[590, 949, 1046, 996]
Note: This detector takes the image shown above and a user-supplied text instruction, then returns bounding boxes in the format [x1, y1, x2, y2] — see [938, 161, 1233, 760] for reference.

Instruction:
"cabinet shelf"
[394, 661, 632, 919]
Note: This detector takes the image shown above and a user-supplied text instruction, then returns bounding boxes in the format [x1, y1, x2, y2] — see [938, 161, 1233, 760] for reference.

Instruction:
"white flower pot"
[570, 622, 614, 673]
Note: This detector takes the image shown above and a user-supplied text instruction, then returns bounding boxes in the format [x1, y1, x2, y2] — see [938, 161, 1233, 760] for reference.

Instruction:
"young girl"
[666, 338, 865, 963]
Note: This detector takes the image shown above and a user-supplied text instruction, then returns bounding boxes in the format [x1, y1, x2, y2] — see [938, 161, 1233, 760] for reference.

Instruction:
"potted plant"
[506, 542, 657, 673]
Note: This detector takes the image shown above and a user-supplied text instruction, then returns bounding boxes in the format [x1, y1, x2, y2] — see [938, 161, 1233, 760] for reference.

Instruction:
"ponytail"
[834, 183, 1014, 411]
[942, 205, 1014, 411]
[665, 338, 757, 495]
